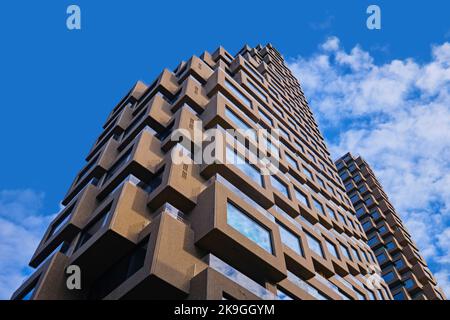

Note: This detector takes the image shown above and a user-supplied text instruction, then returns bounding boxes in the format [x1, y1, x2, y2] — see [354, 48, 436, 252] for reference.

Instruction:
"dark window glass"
[376, 253, 387, 263]
[383, 272, 395, 283]
[89, 236, 149, 299]
[75, 204, 112, 252]
[103, 147, 133, 184]
[155, 121, 175, 141]
[404, 278, 414, 289]
[393, 291, 405, 300]
[47, 204, 76, 239]
[386, 241, 396, 250]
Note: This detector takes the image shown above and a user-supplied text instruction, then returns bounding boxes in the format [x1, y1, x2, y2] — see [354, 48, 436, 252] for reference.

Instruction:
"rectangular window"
[356, 206, 365, 217]
[225, 107, 256, 141]
[266, 139, 279, 157]
[270, 175, 290, 199]
[325, 240, 339, 259]
[295, 189, 310, 208]
[47, 204, 76, 239]
[345, 182, 354, 191]
[307, 151, 316, 163]
[226, 146, 262, 186]
[312, 198, 325, 216]
[89, 236, 149, 299]
[244, 62, 264, 82]
[303, 167, 313, 180]
[386, 241, 396, 250]
[75, 204, 112, 252]
[340, 244, 352, 260]
[361, 250, 369, 262]
[371, 210, 380, 219]
[287, 271, 328, 300]
[362, 221, 372, 231]
[225, 80, 251, 107]
[365, 197, 374, 206]
[351, 247, 361, 261]
[393, 291, 405, 300]
[326, 184, 335, 195]
[295, 141, 304, 152]
[227, 202, 273, 254]
[404, 278, 414, 289]
[103, 147, 133, 184]
[338, 212, 347, 225]
[394, 259, 404, 269]
[359, 185, 368, 193]
[279, 127, 289, 139]
[258, 109, 273, 126]
[339, 171, 349, 181]
[246, 80, 268, 103]
[327, 207, 337, 220]
[383, 272, 395, 283]
[285, 153, 298, 169]
[376, 253, 387, 264]
[305, 232, 325, 258]
[317, 176, 325, 188]
[278, 222, 303, 256]
[350, 193, 360, 203]
[277, 289, 294, 300]
[368, 236, 379, 247]
[319, 162, 326, 171]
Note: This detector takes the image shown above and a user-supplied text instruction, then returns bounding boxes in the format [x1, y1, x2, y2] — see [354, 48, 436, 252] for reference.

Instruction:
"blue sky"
[1, 0, 450, 299]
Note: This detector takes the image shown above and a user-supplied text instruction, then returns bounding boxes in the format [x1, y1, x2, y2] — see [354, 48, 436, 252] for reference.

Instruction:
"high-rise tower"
[336, 153, 446, 300]
[12, 45, 392, 300]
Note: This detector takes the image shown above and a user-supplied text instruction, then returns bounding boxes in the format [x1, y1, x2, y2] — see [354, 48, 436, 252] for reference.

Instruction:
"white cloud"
[321, 36, 340, 52]
[288, 37, 450, 298]
[0, 189, 53, 299]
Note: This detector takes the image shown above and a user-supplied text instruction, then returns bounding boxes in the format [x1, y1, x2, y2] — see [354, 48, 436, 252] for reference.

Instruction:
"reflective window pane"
[227, 202, 273, 254]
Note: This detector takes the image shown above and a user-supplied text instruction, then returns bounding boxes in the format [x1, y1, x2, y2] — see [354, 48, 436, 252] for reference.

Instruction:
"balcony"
[198, 131, 275, 209]
[100, 206, 206, 300]
[176, 55, 214, 85]
[68, 181, 151, 285]
[146, 149, 206, 212]
[12, 251, 79, 300]
[30, 182, 98, 268]
[62, 137, 119, 205]
[170, 76, 209, 114]
[160, 105, 203, 153]
[119, 93, 172, 149]
[190, 254, 276, 300]
[97, 128, 164, 200]
[190, 178, 287, 283]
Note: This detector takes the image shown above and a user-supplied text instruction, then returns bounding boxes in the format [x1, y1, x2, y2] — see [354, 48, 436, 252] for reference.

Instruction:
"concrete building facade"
[13, 44, 393, 300]
[336, 153, 446, 300]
